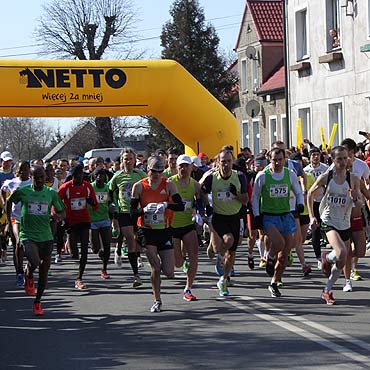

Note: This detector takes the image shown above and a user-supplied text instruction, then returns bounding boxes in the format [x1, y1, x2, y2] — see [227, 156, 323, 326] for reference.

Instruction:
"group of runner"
[0, 136, 369, 315]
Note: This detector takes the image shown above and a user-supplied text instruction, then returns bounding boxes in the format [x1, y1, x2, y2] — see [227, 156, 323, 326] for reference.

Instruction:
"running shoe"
[133, 276, 143, 288]
[25, 275, 35, 296]
[138, 257, 144, 269]
[343, 280, 352, 292]
[230, 266, 235, 277]
[321, 290, 336, 305]
[217, 279, 229, 296]
[259, 256, 267, 268]
[302, 264, 312, 277]
[226, 276, 235, 287]
[101, 270, 111, 280]
[268, 283, 281, 298]
[121, 247, 128, 257]
[321, 252, 332, 278]
[182, 260, 189, 274]
[215, 254, 225, 276]
[74, 279, 87, 290]
[183, 290, 197, 301]
[248, 255, 255, 270]
[112, 229, 119, 238]
[265, 255, 275, 277]
[207, 243, 215, 259]
[317, 259, 322, 270]
[33, 302, 44, 316]
[16, 273, 25, 287]
[150, 300, 162, 313]
[114, 251, 122, 267]
[54, 254, 62, 264]
[277, 279, 283, 287]
[1, 249, 7, 262]
[350, 269, 362, 281]
[287, 250, 294, 267]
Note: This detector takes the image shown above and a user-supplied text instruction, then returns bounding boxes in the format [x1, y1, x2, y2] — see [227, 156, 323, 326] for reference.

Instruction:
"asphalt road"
[1, 241, 370, 370]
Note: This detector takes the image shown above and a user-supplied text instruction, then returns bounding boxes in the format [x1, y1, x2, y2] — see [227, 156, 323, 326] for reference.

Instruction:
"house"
[287, 0, 370, 147]
[234, 0, 287, 154]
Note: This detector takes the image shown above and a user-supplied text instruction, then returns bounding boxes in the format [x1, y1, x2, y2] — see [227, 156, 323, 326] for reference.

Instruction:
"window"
[326, 0, 341, 51]
[295, 8, 309, 60]
[253, 119, 260, 155]
[242, 120, 249, 148]
[241, 59, 247, 91]
[269, 116, 277, 148]
[328, 103, 343, 147]
[251, 59, 259, 91]
[298, 108, 311, 143]
[280, 114, 288, 144]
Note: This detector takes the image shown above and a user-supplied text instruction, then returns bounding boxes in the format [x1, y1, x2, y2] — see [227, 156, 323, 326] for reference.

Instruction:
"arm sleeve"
[167, 193, 185, 211]
[201, 174, 213, 194]
[251, 172, 265, 216]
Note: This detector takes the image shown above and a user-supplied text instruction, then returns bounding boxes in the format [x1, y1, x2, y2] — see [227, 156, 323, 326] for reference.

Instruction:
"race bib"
[328, 193, 347, 207]
[217, 190, 233, 201]
[121, 184, 132, 202]
[144, 212, 165, 225]
[28, 201, 48, 216]
[183, 199, 192, 210]
[269, 184, 288, 198]
[71, 197, 86, 211]
[97, 192, 108, 204]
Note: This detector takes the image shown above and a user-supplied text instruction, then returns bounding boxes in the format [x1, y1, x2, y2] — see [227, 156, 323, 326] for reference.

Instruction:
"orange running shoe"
[25, 275, 35, 296]
[33, 302, 44, 316]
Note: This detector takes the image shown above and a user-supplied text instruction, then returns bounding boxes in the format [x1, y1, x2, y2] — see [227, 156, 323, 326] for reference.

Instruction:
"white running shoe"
[317, 259, 322, 270]
[343, 280, 352, 292]
[114, 251, 122, 267]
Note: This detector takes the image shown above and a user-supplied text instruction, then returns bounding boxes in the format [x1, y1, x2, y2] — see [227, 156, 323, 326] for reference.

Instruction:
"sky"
[0, 0, 246, 133]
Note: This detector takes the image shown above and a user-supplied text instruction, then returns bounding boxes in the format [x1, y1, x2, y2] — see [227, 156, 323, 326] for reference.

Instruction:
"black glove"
[229, 183, 237, 196]
[297, 204, 305, 214]
[205, 205, 213, 217]
[255, 214, 264, 230]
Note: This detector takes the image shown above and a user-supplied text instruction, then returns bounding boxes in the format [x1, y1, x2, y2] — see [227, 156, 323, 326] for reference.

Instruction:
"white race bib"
[122, 184, 132, 202]
[328, 193, 347, 207]
[217, 190, 233, 201]
[96, 192, 108, 204]
[28, 201, 48, 216]
[144, 212, 165, 225]
[183, 199, 192, 210]
[71, 197, 86, 211]
[269, 184, 288, 198]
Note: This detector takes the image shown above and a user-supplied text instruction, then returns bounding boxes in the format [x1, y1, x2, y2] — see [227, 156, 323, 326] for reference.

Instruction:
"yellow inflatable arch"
[0, 60, 239, 158]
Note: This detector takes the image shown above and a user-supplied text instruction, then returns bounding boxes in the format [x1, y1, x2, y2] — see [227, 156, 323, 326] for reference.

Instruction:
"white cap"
[136, 159, 143, 166]
[0, 151, 13, 162]
[176, 154, 192, 166]
[83, 159, 89, 167]
[191, 156, 202, 167]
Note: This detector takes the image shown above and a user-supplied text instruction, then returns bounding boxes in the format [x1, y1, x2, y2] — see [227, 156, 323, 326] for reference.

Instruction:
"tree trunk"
[95, 117, 114, 148]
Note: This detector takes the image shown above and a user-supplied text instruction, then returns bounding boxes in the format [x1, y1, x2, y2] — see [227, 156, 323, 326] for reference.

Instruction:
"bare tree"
[35, 0, 139, 147]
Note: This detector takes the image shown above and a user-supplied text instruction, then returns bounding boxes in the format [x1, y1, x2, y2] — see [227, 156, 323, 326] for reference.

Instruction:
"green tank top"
[171, 175, 195, 228]
[261, 167, 291, 214]
[89, 182, 110, 222]
[211, 170, 241, 216]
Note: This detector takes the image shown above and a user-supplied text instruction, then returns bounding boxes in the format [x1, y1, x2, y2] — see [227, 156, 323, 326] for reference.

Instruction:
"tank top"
[138, 177, 172, 229]
[171, 175, 195, 228]
[260, 167, 291, 214]
[319, 171, 352, 230]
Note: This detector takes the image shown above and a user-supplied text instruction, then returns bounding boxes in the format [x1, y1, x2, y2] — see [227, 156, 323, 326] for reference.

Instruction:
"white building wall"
[288, 0, 370, 147]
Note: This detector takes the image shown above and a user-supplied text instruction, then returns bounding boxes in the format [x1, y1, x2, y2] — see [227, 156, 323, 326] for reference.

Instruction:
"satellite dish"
[246, 46, 257, 60]
[246, 99, 260, 118]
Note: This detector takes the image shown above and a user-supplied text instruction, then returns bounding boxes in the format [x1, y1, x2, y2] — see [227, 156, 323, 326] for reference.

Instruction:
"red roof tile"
[248, 0, 283, 41]
[258, 65, 285, 93]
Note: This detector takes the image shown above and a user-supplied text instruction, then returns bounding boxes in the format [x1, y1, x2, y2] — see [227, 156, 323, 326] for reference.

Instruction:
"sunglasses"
[150, 169, 163, 174]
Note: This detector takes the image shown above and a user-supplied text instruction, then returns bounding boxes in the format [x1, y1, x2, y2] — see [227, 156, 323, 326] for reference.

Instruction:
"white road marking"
[225, 297, 370, 369]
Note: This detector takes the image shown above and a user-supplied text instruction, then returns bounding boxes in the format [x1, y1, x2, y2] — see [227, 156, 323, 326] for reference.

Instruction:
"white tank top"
[319, 174, 352, 230]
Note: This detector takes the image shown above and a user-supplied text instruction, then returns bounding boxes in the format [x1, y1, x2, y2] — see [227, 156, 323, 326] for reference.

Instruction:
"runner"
[170, 154, 202, 301]
[109, 148, 147, 287]
[131, 155, 185, 312]
[308, 146, 360, 304]
[252, 147, 304, 298]
[201, 149, 248, 297]
[89, 167, 112, 279]
[1, 161, 32, 286]
[6, 166, 65, 315]
[0, 151, 15, 188]
[164, 148, 178, 178]
[58, 164, 98, 289]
